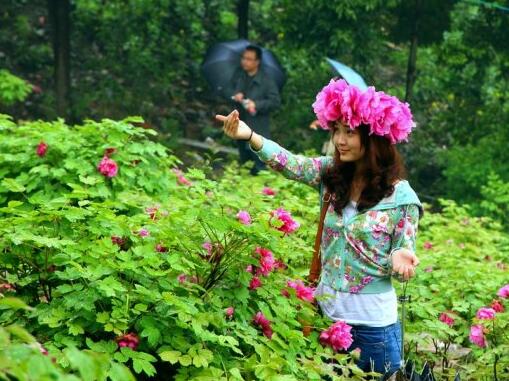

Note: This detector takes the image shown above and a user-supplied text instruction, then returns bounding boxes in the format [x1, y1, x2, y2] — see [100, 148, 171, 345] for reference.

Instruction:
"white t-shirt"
[315, 200, 398, 327]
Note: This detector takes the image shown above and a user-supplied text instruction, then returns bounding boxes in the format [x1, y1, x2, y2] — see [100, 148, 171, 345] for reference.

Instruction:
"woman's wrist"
[239, 129, 254, 142]
[248, 131, 263, 151]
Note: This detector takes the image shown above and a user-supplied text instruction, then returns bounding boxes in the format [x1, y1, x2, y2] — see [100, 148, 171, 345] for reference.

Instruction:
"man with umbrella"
[222, 45, 281, 175]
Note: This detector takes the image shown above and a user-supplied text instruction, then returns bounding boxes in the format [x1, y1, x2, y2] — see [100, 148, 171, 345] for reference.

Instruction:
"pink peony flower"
[439, 312, 455, 327]
[261, 187, 276, 196]
[177, 274, 187, 283]
[423, 241, 433, 250]
[254, 247, 276, 276]
[138, 228, 150, 237]
[116, 333, 139, 350]
[469, 324, 486, 348]
[287, 280, 315, 303]
[476, 307, 496, 320]
[312, 79, 415, 144]
[39, 343, 49, 355]
[97, 156, 118, 177]
[491, 300, 504, 313]
[111, 236, 126, 246]
[36, 141, 48, 157]
[319, 320, 353, 351]
[497, 284, 509, 299]
[236, 210, 252, 225]
[172, 168, 192, 186]
[252, 312, 273, 339]
[146, 205, 159, 220]
[202, 241, 213, 257]
[249, 276, 262, 290]
[245, 264, 254, 273]
[225, 307, 234, 318]
[274, 259, 287, 270]
[104, 147, 117, 157]
[155, 243, 168, 253]
[0, 283, 15, 292]
[270, 208, 300, 234]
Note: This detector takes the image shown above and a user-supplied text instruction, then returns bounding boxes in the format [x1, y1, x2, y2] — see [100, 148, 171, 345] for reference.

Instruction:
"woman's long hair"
[322, 124, 407, 215]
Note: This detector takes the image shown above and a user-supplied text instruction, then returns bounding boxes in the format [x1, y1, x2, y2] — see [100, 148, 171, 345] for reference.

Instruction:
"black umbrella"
[201, 39, 286, 94]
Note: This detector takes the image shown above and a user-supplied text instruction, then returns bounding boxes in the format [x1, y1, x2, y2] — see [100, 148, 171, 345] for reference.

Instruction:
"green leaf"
[0, 297, 32, 311]
[179, 354, 192, 366]
[159, 350, 181, 364]
[108, 363, 136, 381]
[1, 178, 25, 192]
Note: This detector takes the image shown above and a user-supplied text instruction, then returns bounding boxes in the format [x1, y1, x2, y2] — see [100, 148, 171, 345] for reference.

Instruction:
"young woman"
[216, 79, 422, 379]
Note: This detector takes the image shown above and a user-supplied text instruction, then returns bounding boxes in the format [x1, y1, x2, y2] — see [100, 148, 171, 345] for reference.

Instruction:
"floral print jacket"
[252, 138, 422, 294]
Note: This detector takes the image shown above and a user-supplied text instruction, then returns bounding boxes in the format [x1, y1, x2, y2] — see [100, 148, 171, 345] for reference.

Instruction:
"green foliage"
[0, 297, 135, 381]
[400, 200, 509, 379]
[0, 116, 364, 380]
[1, 116, 508, 379]
[0, 70, 32, 106]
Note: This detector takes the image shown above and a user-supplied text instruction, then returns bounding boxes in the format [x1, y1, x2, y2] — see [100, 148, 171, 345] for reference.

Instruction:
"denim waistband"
[349, 321, 400, 331]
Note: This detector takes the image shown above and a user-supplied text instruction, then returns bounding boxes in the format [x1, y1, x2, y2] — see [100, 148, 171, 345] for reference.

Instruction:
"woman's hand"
[215, 110, 252, 140]
[390, 249, 420, 281]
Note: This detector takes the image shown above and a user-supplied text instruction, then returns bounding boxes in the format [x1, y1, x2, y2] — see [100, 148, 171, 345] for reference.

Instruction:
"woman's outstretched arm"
[216, 110, 331, 188]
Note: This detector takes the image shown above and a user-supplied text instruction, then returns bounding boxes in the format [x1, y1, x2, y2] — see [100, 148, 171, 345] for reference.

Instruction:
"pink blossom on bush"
[274, 259, 287, 271]
[423, 241, 433, 250]
[469, 324, 486, 348]
[270, 208, 300, 234]
[225, 307, 234, 318]
[36, 141, 48, 157]
[146, 205, 160, 220]
[97, 156, 118, 177]
[0, 283, 15, 292]
[245, 264, 253, 273]
[252, 312, 273, 339]
[287, 280, 315, 303]
[491, 300, 504, 313]
[172, 168, 192, 186]
[138, 228, 150, 237]
[476, 307, 496, 320]
[497, 284, 509, 299]
[319, 320, 353, 351]
[116, 333, 139, 350]
[439, 312, 455, 327]
[202, 241, 213, 256]
[249, 276, 262, 290]
[111, 236, 125, 246]
[104, 147, 116, 157]
[262, 186, 276, 196]
[177, 274, 187, 283]
[254, 247, 276, 276]
[236, 210, 252, 225]
[155, 243, 168, 253]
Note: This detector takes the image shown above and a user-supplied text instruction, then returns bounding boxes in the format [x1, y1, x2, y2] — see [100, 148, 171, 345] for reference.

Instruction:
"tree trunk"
[237, 0, 249, 39]
[405, 0, 421, 103]
[48, 0, 71, 119]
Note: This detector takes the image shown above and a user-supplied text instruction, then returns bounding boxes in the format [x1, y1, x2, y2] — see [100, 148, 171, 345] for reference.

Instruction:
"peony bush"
[0, 114, 507, 380]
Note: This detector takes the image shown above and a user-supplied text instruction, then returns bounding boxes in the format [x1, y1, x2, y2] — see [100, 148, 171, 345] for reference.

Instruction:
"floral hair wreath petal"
[312, 78, 416, 144]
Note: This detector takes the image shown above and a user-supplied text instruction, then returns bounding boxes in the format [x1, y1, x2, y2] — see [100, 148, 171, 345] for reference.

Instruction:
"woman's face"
[331, 122, 365, 162]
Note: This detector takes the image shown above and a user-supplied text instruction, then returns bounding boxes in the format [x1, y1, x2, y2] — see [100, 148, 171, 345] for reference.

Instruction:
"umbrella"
[201, 39, 286, 94]
[326, 58, 368, 91]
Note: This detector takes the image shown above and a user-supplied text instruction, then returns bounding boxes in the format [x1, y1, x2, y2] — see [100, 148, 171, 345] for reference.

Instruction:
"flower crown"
[312, 79, 415, 144]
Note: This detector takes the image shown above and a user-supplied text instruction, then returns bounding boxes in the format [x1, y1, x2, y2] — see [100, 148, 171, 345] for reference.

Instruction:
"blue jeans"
[348, 322, 402, 380]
